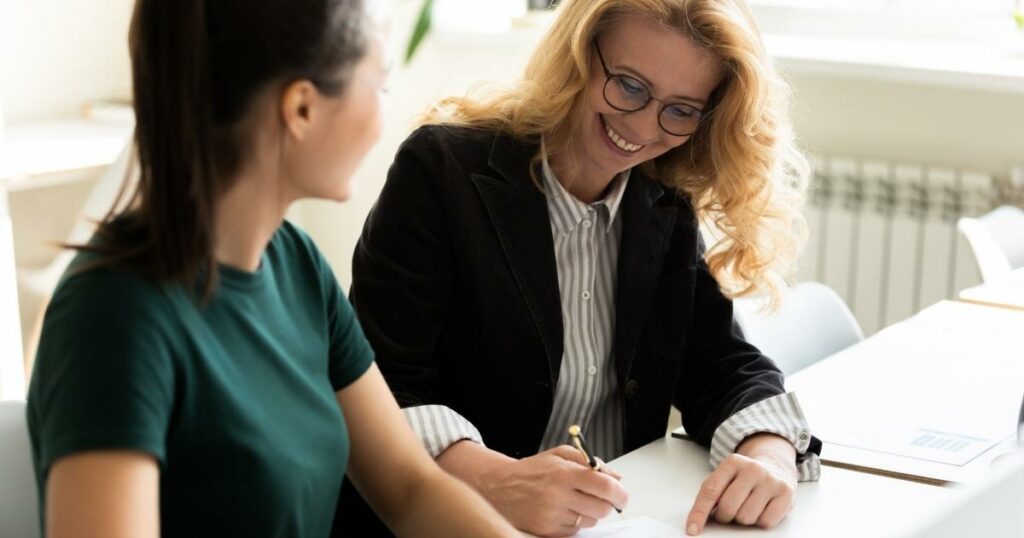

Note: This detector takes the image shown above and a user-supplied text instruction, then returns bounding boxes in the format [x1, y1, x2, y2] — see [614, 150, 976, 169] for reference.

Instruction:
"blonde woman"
[342, 0, 820, 536]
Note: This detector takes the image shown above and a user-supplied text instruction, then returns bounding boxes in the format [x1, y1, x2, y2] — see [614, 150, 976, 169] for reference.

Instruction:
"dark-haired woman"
[25, 0, 518, 536]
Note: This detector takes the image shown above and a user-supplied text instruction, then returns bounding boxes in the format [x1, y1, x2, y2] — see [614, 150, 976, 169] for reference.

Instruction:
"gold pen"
[568, 424, 623, 514]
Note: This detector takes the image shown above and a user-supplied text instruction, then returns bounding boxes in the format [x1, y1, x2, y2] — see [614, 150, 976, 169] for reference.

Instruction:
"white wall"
[789, 74, 1024, 173]
[294, 20, 546, 286]
[0, 0, 134, 123]
[4, 0, 1023, 318]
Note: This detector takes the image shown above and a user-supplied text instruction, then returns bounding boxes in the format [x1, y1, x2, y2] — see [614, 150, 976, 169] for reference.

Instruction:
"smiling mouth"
[601, 115, 645, 153]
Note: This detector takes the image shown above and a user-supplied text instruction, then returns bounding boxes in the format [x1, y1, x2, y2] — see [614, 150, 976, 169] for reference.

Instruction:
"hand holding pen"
[568, 424, 625, 516]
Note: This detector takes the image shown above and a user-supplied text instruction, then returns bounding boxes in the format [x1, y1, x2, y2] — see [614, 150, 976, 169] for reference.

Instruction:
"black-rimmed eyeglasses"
[592, 39, 705, 137]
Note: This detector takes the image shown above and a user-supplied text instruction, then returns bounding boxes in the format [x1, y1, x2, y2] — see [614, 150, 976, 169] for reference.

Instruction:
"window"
[750, 0, 1013, 15]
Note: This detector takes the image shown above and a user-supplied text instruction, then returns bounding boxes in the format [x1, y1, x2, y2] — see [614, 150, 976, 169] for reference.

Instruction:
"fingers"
[571, 466, 630, 511]
[550, 444, 591, 467]
[566, 487, 619, 521]
[712, 470, 759, 524]
[686, 458, 739, 535]
[733, 480, 773, 526]
[553, 512, 597, 537]
[519, 447, 626, 536]
[578, 514, 598, 528]
[596, 458, 623, 480]
[686, 454, 797, 535]
[756, 495, 793, 529]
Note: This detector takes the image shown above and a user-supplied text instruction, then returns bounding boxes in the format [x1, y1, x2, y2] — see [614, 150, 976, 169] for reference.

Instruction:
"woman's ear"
[280, 79, 319, 141]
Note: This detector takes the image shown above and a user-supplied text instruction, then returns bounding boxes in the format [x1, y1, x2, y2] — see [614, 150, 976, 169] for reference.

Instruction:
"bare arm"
[338, 363, 519, 537]
[46, 451, 160, 538]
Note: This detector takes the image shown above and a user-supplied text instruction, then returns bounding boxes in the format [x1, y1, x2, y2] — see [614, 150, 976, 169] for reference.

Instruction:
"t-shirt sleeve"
[282, 221, 374, 391]
[325, 281, 375, 391]
[27, 268, 176, 477]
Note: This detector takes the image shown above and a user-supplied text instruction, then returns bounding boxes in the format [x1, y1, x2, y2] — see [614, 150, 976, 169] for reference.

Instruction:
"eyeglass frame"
[591, 38, 708, 137]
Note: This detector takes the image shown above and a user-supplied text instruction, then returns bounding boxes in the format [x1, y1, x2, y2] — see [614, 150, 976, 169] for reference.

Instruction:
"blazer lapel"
[470, 135, 564, 388]
[614, 171, 678, 382]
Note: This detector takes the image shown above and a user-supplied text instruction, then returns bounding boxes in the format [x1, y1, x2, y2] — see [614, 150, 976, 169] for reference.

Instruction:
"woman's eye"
[617, 77, 646, 96]
[666, 105, 698, 119]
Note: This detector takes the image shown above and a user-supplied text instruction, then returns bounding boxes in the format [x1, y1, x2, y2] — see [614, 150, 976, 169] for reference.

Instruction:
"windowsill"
[458, 8, 1024, 95]
[764, 34, 1024, 94]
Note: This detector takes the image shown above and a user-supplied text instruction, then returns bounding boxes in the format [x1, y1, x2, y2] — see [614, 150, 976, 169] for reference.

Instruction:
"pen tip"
[568, 424, 581, 436]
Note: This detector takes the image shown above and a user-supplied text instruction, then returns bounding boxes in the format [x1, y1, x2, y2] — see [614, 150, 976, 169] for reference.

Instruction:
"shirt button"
[624, 379, 640, 399]
[587, 365, 597, 375]
[582, 291, 591, 300]
[799, 431, 810, 442]
[582, 219, 592, 228]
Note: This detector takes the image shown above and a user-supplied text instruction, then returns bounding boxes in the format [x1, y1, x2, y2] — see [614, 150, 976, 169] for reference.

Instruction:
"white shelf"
[0, 118, 133, 189]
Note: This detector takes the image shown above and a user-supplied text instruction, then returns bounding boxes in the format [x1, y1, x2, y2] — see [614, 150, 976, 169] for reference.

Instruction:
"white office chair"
[734, 281, 864, 376]
[957, 205, 1024, 284]
[0, 400, 40, 538]
[1, 194, 25, 399]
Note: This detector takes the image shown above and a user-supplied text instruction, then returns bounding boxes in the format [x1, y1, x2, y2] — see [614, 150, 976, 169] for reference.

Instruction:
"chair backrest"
[957, 205, 1024, 284]
[1, 193, 25, 399]
[0, 400, 40, 538]
[734, 281, 864, 376]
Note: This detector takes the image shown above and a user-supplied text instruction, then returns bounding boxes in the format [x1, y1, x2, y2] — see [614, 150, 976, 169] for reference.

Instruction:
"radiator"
[799, 156, 1019, 335]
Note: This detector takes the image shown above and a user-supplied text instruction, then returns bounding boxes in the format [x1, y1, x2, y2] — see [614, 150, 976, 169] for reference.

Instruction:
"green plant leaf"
[405, 0, 434, 65]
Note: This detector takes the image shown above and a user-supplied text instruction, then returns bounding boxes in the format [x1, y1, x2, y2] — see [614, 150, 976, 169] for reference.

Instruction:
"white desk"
[592, 437, 952, 537]
[786, 300, 1024, 485]
[958, 268, 1024, 312]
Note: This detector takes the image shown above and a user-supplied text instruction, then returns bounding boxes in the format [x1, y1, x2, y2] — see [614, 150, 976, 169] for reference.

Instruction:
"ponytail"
[126, 0, 218, 294]
[73, 0, 370, 299]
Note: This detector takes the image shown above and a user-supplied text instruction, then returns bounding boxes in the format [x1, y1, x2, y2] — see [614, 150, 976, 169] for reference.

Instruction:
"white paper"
[832, 422, 1007, 466]
[575, 517, 684, 537]
[788, 301, 1024, 467]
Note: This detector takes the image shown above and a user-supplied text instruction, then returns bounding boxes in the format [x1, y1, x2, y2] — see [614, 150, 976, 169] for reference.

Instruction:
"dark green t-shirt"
[26, 221, 374, 537]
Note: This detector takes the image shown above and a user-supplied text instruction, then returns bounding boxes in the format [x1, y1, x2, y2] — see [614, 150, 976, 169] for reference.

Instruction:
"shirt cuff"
[709, 392, 821, 482]
[403, 404, 486, 458]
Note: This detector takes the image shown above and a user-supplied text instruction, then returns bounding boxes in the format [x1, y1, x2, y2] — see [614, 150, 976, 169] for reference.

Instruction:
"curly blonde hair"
[421, 0, 810, 305]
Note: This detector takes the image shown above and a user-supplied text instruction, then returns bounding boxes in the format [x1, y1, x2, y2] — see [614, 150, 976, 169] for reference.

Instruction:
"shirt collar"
[540, 143, 630, 234]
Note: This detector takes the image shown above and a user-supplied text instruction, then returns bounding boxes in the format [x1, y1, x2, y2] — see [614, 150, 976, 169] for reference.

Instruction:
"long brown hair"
[77, 0, 369, 297]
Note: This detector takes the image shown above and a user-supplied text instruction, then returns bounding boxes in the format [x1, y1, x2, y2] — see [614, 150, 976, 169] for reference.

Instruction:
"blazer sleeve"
[673, 237, 789, 448]
[350, 127, 454, 408]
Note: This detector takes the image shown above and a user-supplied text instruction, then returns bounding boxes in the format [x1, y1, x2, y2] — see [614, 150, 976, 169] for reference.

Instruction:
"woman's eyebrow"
[614, 63, 707, 106]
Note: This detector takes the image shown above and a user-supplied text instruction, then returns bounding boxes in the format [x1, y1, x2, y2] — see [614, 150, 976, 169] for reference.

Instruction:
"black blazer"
[333, 125, 813, 535]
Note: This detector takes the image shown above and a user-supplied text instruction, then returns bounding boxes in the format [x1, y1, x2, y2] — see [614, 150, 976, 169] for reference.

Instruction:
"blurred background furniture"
[957, 205, 1024, 284]
[0, 400, 40, 538]
[734, 281, 865, 376]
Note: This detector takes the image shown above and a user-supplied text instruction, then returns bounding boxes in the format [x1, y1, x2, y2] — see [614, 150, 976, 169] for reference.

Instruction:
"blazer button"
[624, 379, 640, 399]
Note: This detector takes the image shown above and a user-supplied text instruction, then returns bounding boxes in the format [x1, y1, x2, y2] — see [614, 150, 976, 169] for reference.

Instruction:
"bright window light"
[433, 0, 526, 34]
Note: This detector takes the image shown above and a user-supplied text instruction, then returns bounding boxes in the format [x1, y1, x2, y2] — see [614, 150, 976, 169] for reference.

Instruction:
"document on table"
[832, 422, 1006, 466]
[575, 517, 683, 537]
[785, 301, 1024, 482]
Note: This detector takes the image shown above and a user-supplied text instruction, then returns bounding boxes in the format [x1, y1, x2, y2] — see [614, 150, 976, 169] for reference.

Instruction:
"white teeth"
[603, 119, 644, 153]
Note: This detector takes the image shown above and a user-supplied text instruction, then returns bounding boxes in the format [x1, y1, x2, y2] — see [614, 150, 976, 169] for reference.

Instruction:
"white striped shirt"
[404, 151, 820, 481]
